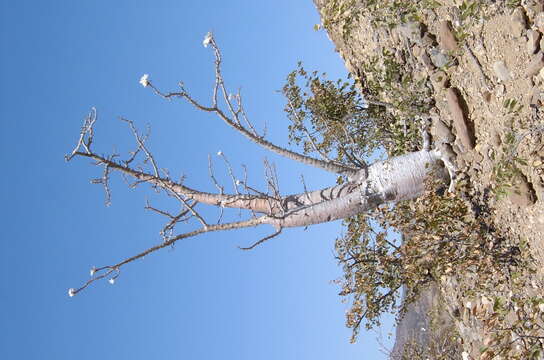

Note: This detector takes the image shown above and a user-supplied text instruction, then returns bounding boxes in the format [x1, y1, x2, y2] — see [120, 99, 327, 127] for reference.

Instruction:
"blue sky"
[0, 1, 395, 359]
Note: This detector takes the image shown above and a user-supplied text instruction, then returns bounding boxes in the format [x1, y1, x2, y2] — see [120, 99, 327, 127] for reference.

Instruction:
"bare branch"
[207, 154, 224, 195]
[120, 118, 160, 177]
[70, 214, 271, 295]
[218, 151, 240, 195]
[143, 35, 358, 177]
[239, 228, 283, 251]
[65, 108, 96, 161]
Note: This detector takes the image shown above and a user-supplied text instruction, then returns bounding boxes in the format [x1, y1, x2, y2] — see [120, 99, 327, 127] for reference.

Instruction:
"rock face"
[445, 88, 474, 151]
[390, 283, 457, 359]
[438, 21, 458, 52]
[510, 7, 527, 37]
[526, 29, 541, 54]
[526, 51, 544, 77]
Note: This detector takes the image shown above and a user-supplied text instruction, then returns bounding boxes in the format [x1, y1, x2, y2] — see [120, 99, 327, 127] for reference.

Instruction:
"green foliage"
[458, 1, 481, 22]
[506, 0, 521, 8]
[359, 49, 431, 155]
[282, 62, 385, 165]
[503, 98, 523, 115]
[453, 1, 488, 45]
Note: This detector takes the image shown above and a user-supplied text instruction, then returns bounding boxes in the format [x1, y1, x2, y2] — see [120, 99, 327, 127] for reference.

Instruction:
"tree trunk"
[266, 149, 443, 228]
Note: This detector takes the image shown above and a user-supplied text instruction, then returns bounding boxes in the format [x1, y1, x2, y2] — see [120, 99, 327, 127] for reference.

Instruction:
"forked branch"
[144, 33, 358, 177]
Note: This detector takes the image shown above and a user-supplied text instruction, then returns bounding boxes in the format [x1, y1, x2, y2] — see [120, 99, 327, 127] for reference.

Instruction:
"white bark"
[266, 150, 443, 228]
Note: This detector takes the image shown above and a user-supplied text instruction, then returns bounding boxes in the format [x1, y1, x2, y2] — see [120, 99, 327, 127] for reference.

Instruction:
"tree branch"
[145, 33, 358, 177]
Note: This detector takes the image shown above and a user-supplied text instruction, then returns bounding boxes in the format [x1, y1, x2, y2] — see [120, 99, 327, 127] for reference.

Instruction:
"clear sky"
[0, 1, 395, 359]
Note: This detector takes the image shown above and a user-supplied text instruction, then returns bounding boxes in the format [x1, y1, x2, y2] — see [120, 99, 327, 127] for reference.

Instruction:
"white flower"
[464, 301, 472, 309]
[202, 32, 212, 48]
[217, 151, 223, 156]
[420, 327, 426, 332]
[461, 351, 469, 360]
[90, 266, 96, 276]
[139, 74, 149, 87]
[68, 288, 76, 297]
[235, 180, 241, 185]
[108, 278, 115, 285]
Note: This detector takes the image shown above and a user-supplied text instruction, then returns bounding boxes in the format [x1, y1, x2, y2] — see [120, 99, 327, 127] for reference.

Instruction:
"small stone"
[419, 33, 435, 47]
[535, 12, 544, 33]
[530, 85, 543, 105]
[526, 51, 544, 77]
[495, 83, 505, 97]
[510, 7, 527, 37]
[527, 29, 541, 54]
[446, 88, 474, 150]
[429, 48, 452, 68]
[420, 52, 435, 70]
[508, 175, 536, 207]
[492, 134, 501, 147]
[493, 61, 512, 81]
[430, 70, 448, 89]
[394, 49, 406, 65]
[533, 160, 543, 167]
[473, 152, 484, 163]
[431, 118, 455, 143]
[411, 45, 422, 57]
[438, 20, 458, 51]
[414, 70, 427, 83]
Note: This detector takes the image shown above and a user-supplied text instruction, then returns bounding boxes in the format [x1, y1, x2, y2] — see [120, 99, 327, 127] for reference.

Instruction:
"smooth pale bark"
[264, 150, 443, 228]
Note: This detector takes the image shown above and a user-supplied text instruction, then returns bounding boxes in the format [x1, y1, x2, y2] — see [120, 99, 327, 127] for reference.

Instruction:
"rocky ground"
[315, 0, 544, 359]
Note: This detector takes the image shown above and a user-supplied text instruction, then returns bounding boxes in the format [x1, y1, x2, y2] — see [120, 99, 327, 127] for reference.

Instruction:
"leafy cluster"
[282, 62, 386, 166]
[282, 52, 432, 164]
[358, 49, 432, 156]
